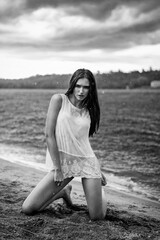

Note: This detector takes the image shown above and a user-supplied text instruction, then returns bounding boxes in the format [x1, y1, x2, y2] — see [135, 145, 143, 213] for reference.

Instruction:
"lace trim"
[59, 151, 101, 179]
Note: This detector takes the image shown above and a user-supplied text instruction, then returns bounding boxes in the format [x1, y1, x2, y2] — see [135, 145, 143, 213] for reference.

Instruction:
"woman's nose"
[79, 87, 84, 93]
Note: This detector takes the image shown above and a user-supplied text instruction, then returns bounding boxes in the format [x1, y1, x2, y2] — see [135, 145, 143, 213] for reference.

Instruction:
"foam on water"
[104, 172, 160, 202]
[0, 143, 46, 171]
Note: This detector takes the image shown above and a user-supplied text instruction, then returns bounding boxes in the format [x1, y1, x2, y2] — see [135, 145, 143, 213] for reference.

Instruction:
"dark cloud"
[1, 0, 160, 21]
[1, 16, 159, 54]
[24, 0, 160, 19]
[0, 0, 159, 53]
[125, 16, 160, 34]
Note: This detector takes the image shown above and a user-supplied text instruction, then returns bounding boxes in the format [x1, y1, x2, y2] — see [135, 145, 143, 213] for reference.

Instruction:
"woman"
[22, 69, 107, 220]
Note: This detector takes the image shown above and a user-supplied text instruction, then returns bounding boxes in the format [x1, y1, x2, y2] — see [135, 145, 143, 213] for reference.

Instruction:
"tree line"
[0, 69, 160, 89]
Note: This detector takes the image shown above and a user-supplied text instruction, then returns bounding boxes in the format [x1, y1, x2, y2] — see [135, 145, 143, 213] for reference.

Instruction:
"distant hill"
[0, 74, 71, 89]
[0, 69, 160, 89]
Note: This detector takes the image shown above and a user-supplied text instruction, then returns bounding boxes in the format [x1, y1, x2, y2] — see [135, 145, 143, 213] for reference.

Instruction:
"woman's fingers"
[54, 169, 64, 184]
[55, 180, 63, 186]
[101, 172, 107, 186]
[54, 172, 64, 186]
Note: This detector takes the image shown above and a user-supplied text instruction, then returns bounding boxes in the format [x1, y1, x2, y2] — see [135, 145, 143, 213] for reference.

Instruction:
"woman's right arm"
[45, 94, 63, 180]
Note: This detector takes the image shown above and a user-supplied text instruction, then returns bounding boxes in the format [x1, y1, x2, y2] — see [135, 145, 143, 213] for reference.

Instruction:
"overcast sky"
[0, 0, 160, 79]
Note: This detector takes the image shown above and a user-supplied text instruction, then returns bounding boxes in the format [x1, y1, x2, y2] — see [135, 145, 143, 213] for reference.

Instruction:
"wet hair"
[65, 68, 100, 137]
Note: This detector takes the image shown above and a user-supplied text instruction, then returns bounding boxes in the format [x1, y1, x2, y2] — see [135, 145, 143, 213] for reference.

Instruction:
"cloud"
[0, 0, 160, 78]
[0, 0, 159, 50]
[1, 2, 159, 51]
[1, 0, 160, 20]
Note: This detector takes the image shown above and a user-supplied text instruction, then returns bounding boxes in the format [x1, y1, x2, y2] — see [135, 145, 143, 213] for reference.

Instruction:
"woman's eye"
[75, 84, 89, 89]
[84, 86, 90, 89]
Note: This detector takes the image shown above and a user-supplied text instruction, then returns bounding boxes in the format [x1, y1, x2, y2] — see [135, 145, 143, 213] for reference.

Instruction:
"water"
[0, 89, 160, 201]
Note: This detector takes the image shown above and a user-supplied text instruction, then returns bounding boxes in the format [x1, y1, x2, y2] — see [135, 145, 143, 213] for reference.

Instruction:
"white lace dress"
[46, 93, 101, 179]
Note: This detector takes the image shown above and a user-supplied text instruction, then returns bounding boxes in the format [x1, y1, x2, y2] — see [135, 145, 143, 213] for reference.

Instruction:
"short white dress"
[46, 93, 101, 179]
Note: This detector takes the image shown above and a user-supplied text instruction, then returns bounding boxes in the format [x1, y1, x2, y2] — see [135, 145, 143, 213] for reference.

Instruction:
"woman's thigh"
[22, 171, 73, 213]
[82, 178, 103, 220]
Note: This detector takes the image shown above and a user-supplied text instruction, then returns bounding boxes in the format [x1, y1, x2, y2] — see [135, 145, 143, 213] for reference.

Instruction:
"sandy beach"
[0, 158, 160, 240]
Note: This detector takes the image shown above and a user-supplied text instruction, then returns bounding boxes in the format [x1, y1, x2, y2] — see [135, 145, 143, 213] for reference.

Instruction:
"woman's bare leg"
[101, 187, 107, 217]
[82, 178, 107, 220]
[39, 185, 73, 211]
[22, 171, 73, 215]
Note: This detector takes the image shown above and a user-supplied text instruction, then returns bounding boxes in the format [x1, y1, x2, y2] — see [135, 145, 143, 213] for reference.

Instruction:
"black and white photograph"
[0, 1, 160, 239]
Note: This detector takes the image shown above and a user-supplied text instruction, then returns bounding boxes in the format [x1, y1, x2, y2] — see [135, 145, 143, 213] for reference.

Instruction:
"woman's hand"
[101, 172, 107, 186]
[54, 169, 64, 187]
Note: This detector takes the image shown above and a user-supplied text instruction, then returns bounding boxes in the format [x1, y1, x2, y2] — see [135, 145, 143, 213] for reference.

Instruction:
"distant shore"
[0, 157, 160, 240]
[1, 69, 160, 89]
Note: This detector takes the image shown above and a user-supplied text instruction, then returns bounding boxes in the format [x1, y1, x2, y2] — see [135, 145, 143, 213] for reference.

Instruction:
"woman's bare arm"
[45, 94, 63, 180]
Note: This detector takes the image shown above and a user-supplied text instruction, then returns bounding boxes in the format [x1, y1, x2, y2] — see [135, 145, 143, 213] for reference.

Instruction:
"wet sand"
[0, 158, 160, 240]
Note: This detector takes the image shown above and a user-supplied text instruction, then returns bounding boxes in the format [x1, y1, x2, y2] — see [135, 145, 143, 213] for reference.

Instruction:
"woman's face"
[73, 78, 90, 102]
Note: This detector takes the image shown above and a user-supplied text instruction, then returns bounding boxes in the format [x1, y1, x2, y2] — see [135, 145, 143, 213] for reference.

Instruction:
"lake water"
[0, 89, 160, 201]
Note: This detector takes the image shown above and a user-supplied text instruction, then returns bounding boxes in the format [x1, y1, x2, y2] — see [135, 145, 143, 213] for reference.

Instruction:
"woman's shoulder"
[50, 93, 63, 108]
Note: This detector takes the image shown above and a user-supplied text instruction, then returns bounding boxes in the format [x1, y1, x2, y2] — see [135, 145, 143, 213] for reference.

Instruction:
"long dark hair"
[65, 68, 100, 137]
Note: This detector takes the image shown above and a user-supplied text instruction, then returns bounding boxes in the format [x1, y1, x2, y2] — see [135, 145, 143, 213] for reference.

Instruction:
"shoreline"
[0, 157, 160, 239]
[1, 156, 160, 206]
[1, 155, 160, 203]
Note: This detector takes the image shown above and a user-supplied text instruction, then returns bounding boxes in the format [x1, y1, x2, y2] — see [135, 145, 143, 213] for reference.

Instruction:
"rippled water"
[0, 89, 160, 201]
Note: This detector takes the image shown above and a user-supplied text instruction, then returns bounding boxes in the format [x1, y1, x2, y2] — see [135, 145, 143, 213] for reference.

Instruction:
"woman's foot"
[62, 185, 73, 207]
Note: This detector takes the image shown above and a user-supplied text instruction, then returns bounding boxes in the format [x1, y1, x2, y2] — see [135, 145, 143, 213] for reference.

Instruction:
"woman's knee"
[82, 178, 104, 220]
[88, 207, 104, 220]
[22, 201, 36, 215]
